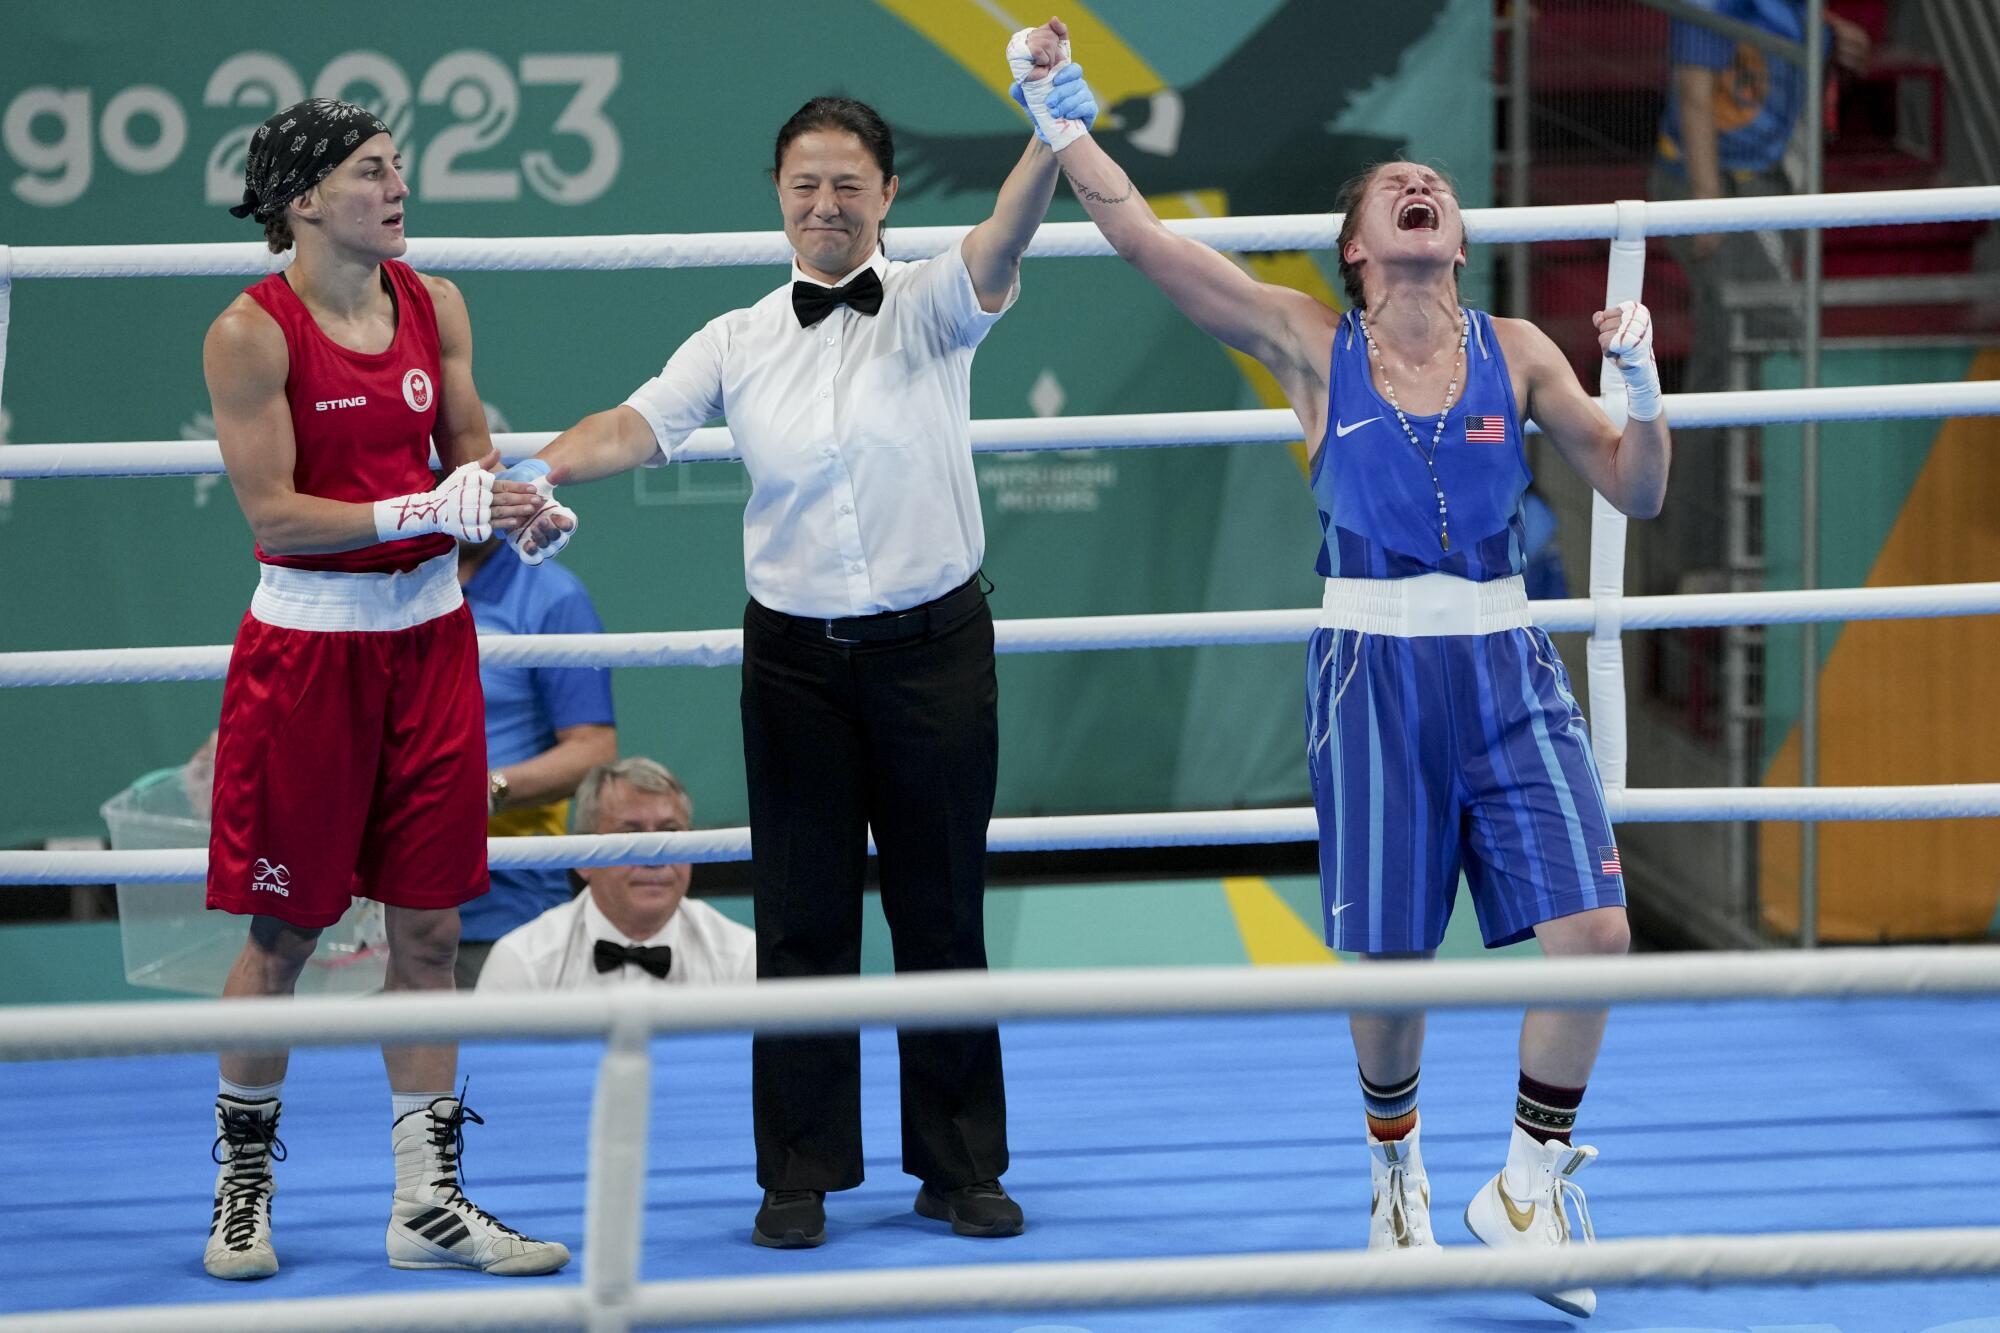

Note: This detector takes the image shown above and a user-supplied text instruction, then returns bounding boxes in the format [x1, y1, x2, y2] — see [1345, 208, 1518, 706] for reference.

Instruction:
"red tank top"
[244, 259, 453, 573]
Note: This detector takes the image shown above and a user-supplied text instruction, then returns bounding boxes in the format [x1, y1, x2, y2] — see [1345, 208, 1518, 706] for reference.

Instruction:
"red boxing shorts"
[207, 582, 488, 930]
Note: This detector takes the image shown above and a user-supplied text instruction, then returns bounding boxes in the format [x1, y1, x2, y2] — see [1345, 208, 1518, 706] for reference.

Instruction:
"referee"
[494, 29, 1096, 1251]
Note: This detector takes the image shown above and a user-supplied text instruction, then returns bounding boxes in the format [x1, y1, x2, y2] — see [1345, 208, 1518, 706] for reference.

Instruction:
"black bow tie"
[792, 267, 884, 328]
[594, 939, 673, 980]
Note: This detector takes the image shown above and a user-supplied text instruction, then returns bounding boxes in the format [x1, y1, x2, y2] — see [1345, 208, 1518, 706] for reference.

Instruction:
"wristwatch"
[487, 769, 510, 815]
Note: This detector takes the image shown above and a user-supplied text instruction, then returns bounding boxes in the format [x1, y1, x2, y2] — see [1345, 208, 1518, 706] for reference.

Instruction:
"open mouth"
[1397, 199, 1440, 231]
[383, 213, 403, 228]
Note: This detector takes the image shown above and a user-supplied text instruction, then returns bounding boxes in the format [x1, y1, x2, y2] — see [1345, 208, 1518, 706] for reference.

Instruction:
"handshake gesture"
[369, 453, 578, 564]
[491, 459, 580, 565]
[1007, 17, 1098, 151]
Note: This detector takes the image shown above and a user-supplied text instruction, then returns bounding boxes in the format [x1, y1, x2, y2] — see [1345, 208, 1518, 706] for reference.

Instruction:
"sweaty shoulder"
[1491, 315, 1561, 368]
[1267, 294, 1338, 443]
[418, 270, 461, 307]
[204, 294, 289, 391]
[1488, 315, 1573, 418]
[418, 271, 468, 348]
[1289, 297, 1342, 373]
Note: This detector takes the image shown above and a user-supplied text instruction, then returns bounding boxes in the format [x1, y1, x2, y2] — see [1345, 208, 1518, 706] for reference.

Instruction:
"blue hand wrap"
[1011, 63, 1097, 145]
[1044, 63, 1098, 129]
[496, 458, 551, 483]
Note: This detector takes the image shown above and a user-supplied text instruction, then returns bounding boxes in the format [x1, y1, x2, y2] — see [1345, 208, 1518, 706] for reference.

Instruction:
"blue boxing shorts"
[1304, 623, 1624, 954]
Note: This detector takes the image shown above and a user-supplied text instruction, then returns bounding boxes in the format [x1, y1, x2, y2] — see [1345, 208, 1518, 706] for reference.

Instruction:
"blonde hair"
[572, 757, 692, 834]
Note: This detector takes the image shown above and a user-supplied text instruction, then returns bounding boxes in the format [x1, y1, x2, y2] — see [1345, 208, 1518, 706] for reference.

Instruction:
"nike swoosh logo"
[1499, 1186, 1537, 1232]
[1328, 902, 1351, 919]
[1334, 417, 1381, 437]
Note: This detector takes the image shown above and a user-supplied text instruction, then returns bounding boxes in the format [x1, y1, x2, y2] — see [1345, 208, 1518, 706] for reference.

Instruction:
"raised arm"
[959, 138, 1061, 313]
[1505, 312, 1670, 519]
[1011, 36, 1330, 409]
[1054, 135, 1326, 377]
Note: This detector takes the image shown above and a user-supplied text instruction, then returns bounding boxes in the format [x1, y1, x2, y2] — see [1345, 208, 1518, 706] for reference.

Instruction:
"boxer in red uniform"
[199, 98, 568, 1281]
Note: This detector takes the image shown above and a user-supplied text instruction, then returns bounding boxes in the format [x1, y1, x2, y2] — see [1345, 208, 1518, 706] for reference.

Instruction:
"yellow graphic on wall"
[1760, 349, 2000, 940]
[1223, 876, 1341, 966]
[871, 0, 1339, 471]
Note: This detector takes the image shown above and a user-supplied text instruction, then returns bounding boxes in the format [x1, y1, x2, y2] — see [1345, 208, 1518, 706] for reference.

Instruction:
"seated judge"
[476, 757, 754, 990]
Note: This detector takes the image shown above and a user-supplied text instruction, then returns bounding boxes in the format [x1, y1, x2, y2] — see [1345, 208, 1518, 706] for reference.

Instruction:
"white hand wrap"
[1604, 299, 1662, 423]
[1008, 29, 1087, 151]
[372, 460, 494, 544]
[506, 475, 579, 566]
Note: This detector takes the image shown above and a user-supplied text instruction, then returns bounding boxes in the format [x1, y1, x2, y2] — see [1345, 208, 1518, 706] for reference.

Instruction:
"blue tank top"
[1311, 308, 1531, 582]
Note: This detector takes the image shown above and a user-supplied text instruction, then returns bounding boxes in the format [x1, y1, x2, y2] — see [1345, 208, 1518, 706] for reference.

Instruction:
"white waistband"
[250, 551, 462, 633]
[1319, 573, 1532, 637]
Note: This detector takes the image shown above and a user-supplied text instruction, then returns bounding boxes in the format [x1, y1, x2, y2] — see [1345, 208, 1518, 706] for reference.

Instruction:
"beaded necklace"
[1356, 307, 1469, 553]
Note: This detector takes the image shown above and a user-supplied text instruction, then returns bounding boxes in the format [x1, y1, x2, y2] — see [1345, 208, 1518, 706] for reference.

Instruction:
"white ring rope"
[3, 185, 1998, 1333]
[7, 185, 2000, 279]
[5, 581, 1998, 688]
[10, 380, 2000, 478]
[5, 1229, 1999, 1333]
[2, 947, 1996, 1055]
[3, 952, 1996, 1329]
[6, 782, 2000, 886]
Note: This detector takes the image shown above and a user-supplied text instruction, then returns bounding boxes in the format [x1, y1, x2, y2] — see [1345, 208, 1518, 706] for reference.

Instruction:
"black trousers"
[742, 582, 1006, 1192]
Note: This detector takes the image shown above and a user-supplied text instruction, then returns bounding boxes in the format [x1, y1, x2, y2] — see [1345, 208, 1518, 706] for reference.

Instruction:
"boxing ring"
[2, 186, 2000, 1330]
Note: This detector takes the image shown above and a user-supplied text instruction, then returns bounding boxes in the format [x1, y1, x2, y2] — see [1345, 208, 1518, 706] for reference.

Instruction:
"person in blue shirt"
[1021, 44, 1670, 1317]
[1654, 1, 1870, 371]
[1521, 486, 1569, 604]
[453, 537, 617, 985]
[1648, 0, 1867, 592]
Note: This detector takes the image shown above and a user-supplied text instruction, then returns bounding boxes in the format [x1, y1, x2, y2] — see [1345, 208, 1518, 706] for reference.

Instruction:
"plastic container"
[101, 767, 388, 996]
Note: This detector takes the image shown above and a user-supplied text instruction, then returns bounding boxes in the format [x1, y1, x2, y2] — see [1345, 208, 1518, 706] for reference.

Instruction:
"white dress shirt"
[622, 245, 1016, 618]
[475, 889, 757, 991]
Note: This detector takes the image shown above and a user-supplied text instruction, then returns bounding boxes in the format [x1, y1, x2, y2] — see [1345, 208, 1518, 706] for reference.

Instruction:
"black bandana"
[228, 98, 390, 223]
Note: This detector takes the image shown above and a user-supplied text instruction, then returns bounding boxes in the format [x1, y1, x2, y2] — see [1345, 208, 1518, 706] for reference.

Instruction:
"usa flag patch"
[1464, 415, 1506, 442]
[1599, 846, 1622, 877]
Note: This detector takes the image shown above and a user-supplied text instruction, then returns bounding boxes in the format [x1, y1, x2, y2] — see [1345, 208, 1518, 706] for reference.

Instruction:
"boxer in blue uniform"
[1016, 49, 1670, 1321]
[1308, 305, 1623, 957]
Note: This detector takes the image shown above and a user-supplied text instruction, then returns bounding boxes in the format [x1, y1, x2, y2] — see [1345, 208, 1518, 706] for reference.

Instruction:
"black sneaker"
[752, 1189, 826, 1249]
[913, 1179, 1024, 1237]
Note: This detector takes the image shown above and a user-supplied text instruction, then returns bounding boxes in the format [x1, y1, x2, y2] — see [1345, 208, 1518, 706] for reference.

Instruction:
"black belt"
[770, 576, 984, 645]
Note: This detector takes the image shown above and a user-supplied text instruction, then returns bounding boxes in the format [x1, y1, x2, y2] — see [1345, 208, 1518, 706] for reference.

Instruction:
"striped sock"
[1360, 1067, 1419, 1142]
[1515, 1071, 1586, 1144]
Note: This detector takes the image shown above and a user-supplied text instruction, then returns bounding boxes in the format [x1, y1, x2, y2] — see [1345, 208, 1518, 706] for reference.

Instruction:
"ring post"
[583, 1003, 653, 1333]
[0, 245, 13, 418]
[1798, 0, 1829, 950]
[1587, 200, 1649, 796]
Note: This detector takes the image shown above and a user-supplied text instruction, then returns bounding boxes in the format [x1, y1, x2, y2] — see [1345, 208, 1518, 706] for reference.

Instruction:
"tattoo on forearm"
[1059, 159, 1134, 207]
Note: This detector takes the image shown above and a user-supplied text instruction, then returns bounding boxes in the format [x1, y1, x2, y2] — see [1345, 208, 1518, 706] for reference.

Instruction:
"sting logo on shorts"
[402, 368, 434, 413]
[251, 858, 292, 897]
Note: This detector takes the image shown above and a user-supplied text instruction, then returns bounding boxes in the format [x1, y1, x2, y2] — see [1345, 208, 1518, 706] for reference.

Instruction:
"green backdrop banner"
[0, 0, 1491, 845]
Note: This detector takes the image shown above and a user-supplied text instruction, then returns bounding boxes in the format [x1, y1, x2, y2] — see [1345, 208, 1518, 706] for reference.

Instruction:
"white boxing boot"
[386, 1094, 570, 1276]
[1366, 1116, 1439, 1251]
[204, 1095, 284, 1280]
[1463, 1124, 1599, 1317]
